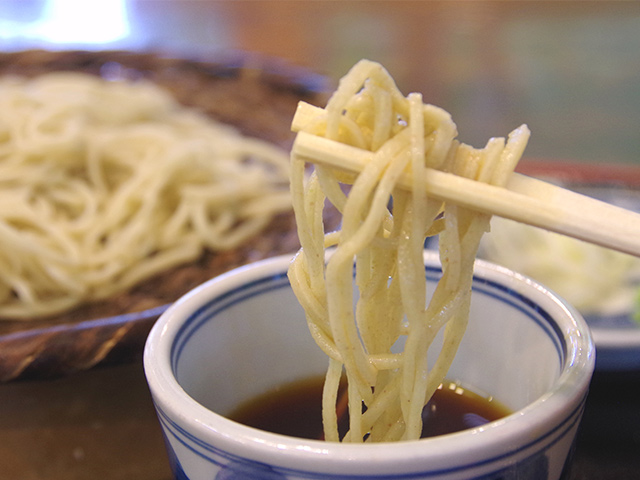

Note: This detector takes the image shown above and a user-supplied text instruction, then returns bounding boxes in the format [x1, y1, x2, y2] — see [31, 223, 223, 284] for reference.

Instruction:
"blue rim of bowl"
[151, 392, 587, 479]
[145, 253, 593, 478]
[171, 263, 566, 377]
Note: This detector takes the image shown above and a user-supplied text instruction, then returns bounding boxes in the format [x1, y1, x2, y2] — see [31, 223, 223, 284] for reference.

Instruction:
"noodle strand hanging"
[288, 60, 529, 442]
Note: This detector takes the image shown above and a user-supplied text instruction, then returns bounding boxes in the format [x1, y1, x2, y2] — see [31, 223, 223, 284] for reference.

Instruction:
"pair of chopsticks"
[292, 102, 640, 258]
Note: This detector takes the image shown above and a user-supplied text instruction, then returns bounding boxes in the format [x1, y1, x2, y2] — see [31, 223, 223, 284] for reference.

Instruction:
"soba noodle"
[0, 72, 291, 319]
[288, 60, 529, 442]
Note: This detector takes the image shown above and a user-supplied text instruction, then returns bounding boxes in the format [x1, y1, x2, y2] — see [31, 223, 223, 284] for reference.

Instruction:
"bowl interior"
[172, 255, 566, 417]
[173, 271, 327, 415]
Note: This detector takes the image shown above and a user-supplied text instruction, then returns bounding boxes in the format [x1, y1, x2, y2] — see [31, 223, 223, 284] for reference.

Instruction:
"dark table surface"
[570, 369, 640, 480]
[0, 360, 638, 479]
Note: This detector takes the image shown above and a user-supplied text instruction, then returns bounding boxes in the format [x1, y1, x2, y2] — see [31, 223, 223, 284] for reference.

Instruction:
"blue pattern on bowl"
[151, 263, 585, 479]
[155, 393, 586, 479]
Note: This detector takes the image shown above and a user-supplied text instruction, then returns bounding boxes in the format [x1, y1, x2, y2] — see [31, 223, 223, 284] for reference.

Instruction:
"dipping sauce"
[228, 376, 511, 440]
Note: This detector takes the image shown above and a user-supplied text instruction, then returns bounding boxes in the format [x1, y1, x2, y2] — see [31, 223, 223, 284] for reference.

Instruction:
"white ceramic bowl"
[144, 251, 595, 480]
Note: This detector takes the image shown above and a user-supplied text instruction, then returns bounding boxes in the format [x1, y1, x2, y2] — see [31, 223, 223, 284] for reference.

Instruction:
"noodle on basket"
[287, 60, 529, 442]
[0, 72, 291, 319]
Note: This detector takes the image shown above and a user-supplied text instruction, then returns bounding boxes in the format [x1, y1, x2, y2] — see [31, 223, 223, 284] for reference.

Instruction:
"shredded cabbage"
[480, 217, 640, 318]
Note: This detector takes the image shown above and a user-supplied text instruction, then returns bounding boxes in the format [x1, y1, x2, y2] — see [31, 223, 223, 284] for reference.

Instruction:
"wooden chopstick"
[292, 103, 640, 257]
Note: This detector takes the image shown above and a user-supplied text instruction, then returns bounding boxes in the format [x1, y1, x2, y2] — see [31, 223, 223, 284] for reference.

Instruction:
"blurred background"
[1, 0, 639, 165]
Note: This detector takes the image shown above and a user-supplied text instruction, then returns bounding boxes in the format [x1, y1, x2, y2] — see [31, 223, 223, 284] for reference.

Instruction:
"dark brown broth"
[228, 375, 511, 440]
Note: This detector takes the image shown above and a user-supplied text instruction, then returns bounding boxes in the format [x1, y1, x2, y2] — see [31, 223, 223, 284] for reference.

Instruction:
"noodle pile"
[288, 60, 529, 442]
[0, 72, 291, 319]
